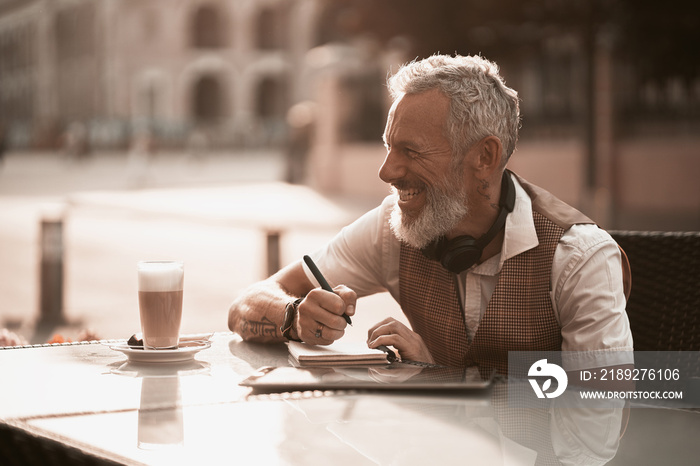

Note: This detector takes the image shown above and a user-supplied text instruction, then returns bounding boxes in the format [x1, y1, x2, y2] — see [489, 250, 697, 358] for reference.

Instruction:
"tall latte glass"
[137, 261, 184, 350]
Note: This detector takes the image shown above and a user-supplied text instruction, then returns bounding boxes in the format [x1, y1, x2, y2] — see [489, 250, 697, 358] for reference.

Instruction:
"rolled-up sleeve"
[552, 224, 634, 369]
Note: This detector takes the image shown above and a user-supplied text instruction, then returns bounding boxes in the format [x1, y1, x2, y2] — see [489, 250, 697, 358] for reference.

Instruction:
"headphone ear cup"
[441, 237, 481, 274]
[421, 237, 446, 262]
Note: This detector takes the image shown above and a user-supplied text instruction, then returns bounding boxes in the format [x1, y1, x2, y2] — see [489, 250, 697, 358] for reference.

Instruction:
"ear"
[474, 136, 503, 175]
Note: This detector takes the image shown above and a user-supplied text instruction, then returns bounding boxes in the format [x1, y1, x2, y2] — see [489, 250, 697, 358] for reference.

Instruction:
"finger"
[369, 330, 434, 364]
[333, 285, 357, 317]
[367, 334, 410, 361]
[294, 299, 341, 344]
[298, 312, 345, 341]
[304, 321, 343, 345]
[300, 290, 348, 331]
[308, 289, 348, 319]
[367, 317, 399, 340]
[367, 318, 411, 344]
[367, 333, 406, 350]
[297, 297, 345, 340]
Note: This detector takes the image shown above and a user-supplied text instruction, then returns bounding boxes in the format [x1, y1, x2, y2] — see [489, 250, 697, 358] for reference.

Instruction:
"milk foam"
[137, 261, 184, 292]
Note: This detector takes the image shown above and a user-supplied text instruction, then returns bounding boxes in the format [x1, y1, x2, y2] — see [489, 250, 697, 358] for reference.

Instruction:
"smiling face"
[380, 89, 470, 249]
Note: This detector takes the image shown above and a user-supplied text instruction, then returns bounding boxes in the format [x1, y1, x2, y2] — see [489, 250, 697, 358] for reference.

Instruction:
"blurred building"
[1, 0, 698, 229]
[304, 1, 700, 230]
[0, 0, 322, 150]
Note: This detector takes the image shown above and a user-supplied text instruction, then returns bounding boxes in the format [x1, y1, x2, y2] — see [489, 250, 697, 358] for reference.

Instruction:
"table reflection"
[138, 376, 184, 449]
[109, 360, 210, 450]
[265, 380, 623, 465]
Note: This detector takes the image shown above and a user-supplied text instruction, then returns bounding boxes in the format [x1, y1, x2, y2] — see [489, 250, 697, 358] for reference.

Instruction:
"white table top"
[1, 333, 699, 465]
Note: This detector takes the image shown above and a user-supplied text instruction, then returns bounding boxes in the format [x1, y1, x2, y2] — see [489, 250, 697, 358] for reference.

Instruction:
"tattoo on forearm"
[241, 317, 278, 338]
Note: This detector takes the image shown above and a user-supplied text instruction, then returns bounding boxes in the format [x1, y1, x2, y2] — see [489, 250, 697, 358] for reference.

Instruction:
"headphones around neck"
[421, 170, 515, 274]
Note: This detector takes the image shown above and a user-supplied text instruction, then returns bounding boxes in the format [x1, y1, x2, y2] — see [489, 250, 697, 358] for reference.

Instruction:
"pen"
[303, 255, 352, 326]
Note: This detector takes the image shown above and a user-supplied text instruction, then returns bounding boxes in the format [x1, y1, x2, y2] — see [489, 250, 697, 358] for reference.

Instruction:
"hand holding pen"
[303, 255, 353, 326]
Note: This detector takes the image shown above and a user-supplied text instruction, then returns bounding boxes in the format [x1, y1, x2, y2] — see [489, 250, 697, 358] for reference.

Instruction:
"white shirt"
[303, 175, 633, 370]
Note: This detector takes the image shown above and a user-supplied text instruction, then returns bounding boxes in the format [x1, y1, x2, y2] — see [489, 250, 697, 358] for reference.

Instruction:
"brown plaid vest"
[398, 174, 595, 373]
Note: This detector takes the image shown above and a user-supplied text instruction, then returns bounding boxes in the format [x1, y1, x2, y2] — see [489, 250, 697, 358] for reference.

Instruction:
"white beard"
[389, 176, 469, 250]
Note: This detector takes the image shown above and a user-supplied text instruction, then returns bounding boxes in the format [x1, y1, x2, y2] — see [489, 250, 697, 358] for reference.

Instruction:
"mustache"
[390, 180, 426, 192]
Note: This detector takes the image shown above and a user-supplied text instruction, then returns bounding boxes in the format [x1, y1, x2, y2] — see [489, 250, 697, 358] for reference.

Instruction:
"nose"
[378, 147, 406, 184]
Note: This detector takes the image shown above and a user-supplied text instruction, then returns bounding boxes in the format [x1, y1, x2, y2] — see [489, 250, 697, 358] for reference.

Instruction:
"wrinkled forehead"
[382, 97, 400, 142]
[383, 89, 450, 142]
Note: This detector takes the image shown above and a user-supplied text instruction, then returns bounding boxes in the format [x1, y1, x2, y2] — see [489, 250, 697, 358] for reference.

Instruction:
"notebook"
[287, 341, 393, 366]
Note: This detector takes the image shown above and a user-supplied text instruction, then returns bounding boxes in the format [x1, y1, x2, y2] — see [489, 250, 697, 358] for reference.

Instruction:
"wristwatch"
[281, 297, 303, 342]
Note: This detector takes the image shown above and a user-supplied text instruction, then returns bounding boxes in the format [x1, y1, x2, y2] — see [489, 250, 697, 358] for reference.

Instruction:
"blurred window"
[256, 77, 288, 119]
[257, 7, 288, 50]
[192, 5, 225, 48]
[255, 76, 289, 146]
[193, 75, 226, 122]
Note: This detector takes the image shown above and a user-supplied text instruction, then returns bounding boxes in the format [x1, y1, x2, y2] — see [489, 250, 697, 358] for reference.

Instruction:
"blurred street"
[0, 150, 401, 345]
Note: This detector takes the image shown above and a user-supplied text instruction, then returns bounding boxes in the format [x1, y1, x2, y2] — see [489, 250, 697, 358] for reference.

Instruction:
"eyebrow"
[384, 136, 423, 151]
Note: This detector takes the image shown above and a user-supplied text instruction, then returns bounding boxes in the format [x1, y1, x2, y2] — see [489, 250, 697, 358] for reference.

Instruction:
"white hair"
[387, 54, 521, 164]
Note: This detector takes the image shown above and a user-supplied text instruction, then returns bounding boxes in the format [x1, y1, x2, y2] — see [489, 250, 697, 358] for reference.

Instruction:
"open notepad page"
[288, 341, 390, 366]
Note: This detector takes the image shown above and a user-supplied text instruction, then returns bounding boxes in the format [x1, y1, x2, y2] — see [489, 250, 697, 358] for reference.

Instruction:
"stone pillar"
[592, 32, 616, 228]
[584, 23, 617, 228]
[39, 216, 65, 326]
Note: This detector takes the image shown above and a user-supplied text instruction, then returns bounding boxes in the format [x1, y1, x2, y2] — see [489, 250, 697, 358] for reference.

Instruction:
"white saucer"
[108, 340, 212, 363]
[111, 360, 211, 378]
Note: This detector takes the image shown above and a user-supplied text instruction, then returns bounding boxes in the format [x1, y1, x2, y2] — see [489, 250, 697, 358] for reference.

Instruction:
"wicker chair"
[610, 230, 700, 352]
[611, 230, 700, 429]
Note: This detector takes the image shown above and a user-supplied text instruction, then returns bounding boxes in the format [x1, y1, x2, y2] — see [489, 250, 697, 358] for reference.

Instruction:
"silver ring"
[315, 324, 323, 339]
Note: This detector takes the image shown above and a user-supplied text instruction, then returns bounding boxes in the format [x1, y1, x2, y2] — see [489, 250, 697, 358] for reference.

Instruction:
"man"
[228, 54, 632, 372]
